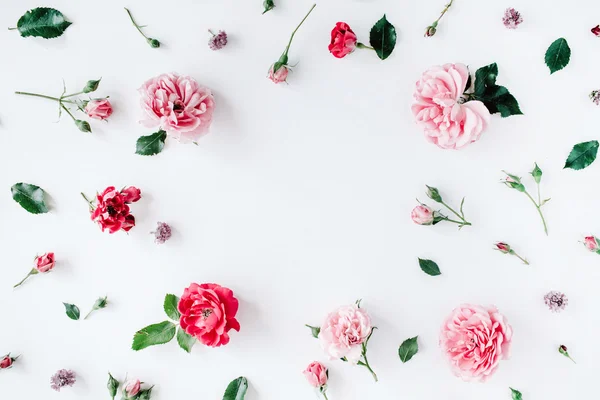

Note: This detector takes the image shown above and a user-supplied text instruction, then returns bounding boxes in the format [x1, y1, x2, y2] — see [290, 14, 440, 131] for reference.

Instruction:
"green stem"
[8, 27, 17, 31]
[81, 192, 95, 210]
[536, 183, 541, 205]
[524, 191, 548, 235]
[434, 0, 454, 25]
[513, 252, 529, 265]
[13, 269, 36, 288]
[84, 309, 94, 320]
[283, 3, 316, 55]
[15, 91, 62, 102]
[61, 103, 77, 122]
[356, 42, 374, 50]
[124, 7, 148, 39]
[322, 391, 329, 400]
[62, 91, 84, 99]
[442, 217, 471, 226]
[440, 200, 465, 222]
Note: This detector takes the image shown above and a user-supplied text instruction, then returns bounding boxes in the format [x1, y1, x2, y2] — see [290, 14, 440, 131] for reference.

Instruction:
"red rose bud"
[495, 242, 511, 253]
[592, 25, 600, 37]
[328, 22, 357, 58]
[0, 354, 15, 370]
[559, 345, 576, 363]
[425, 25, 437, 37]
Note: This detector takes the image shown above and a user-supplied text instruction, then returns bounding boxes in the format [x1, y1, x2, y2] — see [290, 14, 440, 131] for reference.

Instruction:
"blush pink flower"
[440, 304, 512, 382]
[139, 73, 215, 143]
[318, 304, 372, 364]
[412, 63, 491, 149]
[303, 361, 328, 388]
[85, 99, 113, 120]
[268, 64, 289, 84]
[411, 205, 434, 225]
[584, 236, 599, 252]
[123, 379, 141, 398]
[178, 283, 240, 347]
[35, 252, 55, 273]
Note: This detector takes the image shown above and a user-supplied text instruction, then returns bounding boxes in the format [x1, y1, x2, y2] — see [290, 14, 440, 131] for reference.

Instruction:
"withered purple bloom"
[50, 369, 76, 391]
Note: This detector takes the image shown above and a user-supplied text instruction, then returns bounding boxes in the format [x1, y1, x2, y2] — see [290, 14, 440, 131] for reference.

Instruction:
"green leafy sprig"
[463, 63, 522, 118]
[420, 185, 472, 228]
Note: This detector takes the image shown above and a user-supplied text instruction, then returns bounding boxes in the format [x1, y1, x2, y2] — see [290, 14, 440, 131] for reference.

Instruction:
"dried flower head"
[208, 30, 228, 50]
[502, 8, 523, 29]
[50, 369, 76, 391]
[590, 90, 600, 106]
[544, 291, 568, 312]
[151, 222, 172, 244]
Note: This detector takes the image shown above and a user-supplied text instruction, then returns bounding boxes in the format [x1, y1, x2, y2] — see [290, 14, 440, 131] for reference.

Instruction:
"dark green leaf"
[132, 321, 176, 351]
[564, 140, 599, 170]
[398, 336, 419, 363]
[11, 183, 49, 214]
[138, 387, 153, 400]
[510, 387, 523, 400]
[545, 38, 571, 74]
[223, 377, 248, 400]
[176, 327, 196, 353]
[474, 63, 498, 96]
[472, 64, 522, 117]
[369, 15, 397, 60]
[63, 303, 80, 320]
[163, 294, 180, 320]
[306, 324, 320, 338]
[16, 8, 72, 39]
[136, 130, 167, 156]
[418, 258, 441, 276]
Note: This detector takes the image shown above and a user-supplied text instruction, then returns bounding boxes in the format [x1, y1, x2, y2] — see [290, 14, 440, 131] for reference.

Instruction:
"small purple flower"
[544, 291, 568, 312]
[151, 222, 172, 244]
[502, 8, 523, 29]
[208, 30, 228, 50]
[50, 369, 76, 391]
[590, 90, 600, 106]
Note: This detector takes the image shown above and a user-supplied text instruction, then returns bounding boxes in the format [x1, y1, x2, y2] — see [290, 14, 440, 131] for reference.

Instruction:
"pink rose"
[0, 356, 13, 369]
[494, 242, 510, 253]
[268, 64, 289, 84]
[328, 22, 357, 58]
[35, 252, 55, 273]
[85, 99, 113, 120]
[584, 236, 598, 252]
[440, 304, 513, 382]
[411, 205, 434, 225]
[303, 361, 328, 388]
[178, 283, 240, 347]
[123, 379, 141, 398]
[412, 63, 491, 149]
[318, 304, 372, 364]
[139, 73, 215, 143]
[121, 186, 141, 203]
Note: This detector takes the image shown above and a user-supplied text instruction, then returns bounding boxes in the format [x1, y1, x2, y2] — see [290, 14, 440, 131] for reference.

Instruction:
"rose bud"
[558, 345, 576, 363]
[583, 236, 599, 252]
[592, 25, 600, 37]
[263, 0, 275, 14]
[502, 171, 525, 192]
[424, 23, 437, 37]
[303, 361, 328, 388]
[425, 185, 443, 202]
[14, 252, 55, 288]
[495, 242, 511, 254]
[328, 22, 357, 58]
[75, 120, 92, 133]
[83, 79, 101, 93]
[147, 38, 160, 48]
[85, 99, 113, 120]
[0, 354, 16, 370]
[123, 379, 141, 398]
[107, 372, 119, 399]
[121, 186, 142, 203]
[411, 205, 434, 225]
[268, 63, 289, 84]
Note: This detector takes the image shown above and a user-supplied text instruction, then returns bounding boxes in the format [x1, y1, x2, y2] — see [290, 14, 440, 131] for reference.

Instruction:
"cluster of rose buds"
[424, 0, 454, 37]
[412, 185, 471, 229]
[494, 242, 529, 265]
[15, 79, 112, 133]
[13, 252, 55, 288]
[108, 373, 154, 400]
[303, 361, 329, 399]
[81, 186, 141, 234]
[502, 7, 523, 29]
[0, 353, 18, 370]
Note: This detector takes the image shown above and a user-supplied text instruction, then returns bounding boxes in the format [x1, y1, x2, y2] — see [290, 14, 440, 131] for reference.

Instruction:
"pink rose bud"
[268, 64, 289, 84]
[592, 25, 600, 37]
[121, 186, 142, 204]
[495, 242, 511, 253]
[85, 99, 113, 120]
[584, 236, 599, 252]
[303, 361, 328, 388]
[124, 379, 141, 398]
[35, 252, 55, 273]
[0, 355, 13, 369]
[411, 205, 434, 225]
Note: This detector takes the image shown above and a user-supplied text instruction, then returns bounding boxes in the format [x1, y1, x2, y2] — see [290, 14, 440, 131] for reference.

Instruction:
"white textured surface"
[1, 0, 600, 398]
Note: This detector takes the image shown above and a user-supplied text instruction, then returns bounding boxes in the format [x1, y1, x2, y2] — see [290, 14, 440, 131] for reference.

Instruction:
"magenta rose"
[89, 186, 141, 234]
[328, 22, 357, 58]
[268, 64, 289, 84]
[303, 361, 328, 388]
[318, 304, 371, 364]
[440, 304, 513, 382]
[0, 355, 13, 369]
[178, 283, 240, 347]
[35, 252, 55, 273]
[85, 99, 113, 120]
[412, 63, 491, 149]
[411, 205, 434, 225]
[139, 73, 215, 143]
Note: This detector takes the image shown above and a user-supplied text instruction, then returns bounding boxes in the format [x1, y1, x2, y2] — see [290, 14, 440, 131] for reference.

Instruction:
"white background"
[1, 0, 599, 399]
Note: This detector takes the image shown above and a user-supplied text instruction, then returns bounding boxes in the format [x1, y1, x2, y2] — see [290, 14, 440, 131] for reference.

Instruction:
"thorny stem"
[284, 3, 316, 55]
[434, 0, 454, 25]
[124, 8, 148, 40]
[524, 191, 548, 235]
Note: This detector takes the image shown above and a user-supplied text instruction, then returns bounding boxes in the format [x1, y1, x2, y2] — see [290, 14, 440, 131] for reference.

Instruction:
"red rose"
[90, 186, 141, 234]
[328, 22, 357, 58]
[178, 283, 240, 347]
[35, 252, 55, 273]
[0, 355, 13, 369]
[592, 25, 600, 37]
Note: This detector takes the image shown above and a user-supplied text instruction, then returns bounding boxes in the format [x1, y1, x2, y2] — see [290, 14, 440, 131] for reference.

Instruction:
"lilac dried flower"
[208, 30, 228, 50]
[502, 8, 523, 29]
[590, 90, 600, 106]
[544, 291, 568, 312]
[50, 369, 76, 391]
[151, 222, 172, 244]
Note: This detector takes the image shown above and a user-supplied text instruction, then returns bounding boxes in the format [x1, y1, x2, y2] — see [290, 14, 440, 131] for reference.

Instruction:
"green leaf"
[107, 372, 120, 399]
[530, 163, 542, 183]
[564, 140, 599, 170]
[63, 303, 80, 320]
[263, 0, 275, 14]
[369, 15, 397, 60]
[16, 8, 72, 39]
[305, 324, 320, 338]
[473, 64, 522, 117]
[136, 130, 167, 156]
[176, 327, 196, 353]
[11, 183, 49, 214]
[418, 258, 441, 276]
[398, 336, 419, 363]
[132, 321, 176, 351]
[545, 38, 571, 74]
[474, 63, 498, 96]
[223, 377, 249, 400]
[510, 387, 523, 400]
[163, 294, 180, 320]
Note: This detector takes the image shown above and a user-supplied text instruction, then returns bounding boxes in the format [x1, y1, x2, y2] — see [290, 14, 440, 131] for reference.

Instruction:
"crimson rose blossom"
[178, 283, 240, 347]
[85, 99, 113, 120]
[90, 186, 141, 234]
[328, 22, 357, 58]
[0, 355, 13, 369]
[139, 73, 215, 143]
[592, 25, 600, 37]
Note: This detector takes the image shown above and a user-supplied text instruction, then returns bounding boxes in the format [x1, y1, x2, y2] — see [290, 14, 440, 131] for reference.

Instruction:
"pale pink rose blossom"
[412, 63, 491, 149]
[303, 361, 328, 388]
[411, 205, 434, 225]
[85, 99, 113, 120]
[319, 305, 372, 364]
[268, 64, 289, 84]
[139, 73, 215, 143]
[440, 304, 512, 382]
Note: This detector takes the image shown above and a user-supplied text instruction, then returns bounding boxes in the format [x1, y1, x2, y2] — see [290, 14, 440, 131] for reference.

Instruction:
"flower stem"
[62, 91, 84, 99]
[284, 3, 316, 55]
[513, 252, 529, 265]
[434, 0, 454, 25]
[83, 309, 94, 320]
[60, 103, 77, 122]
[13, 269, 36, 288]
[81, 192, 95, 210]
[124, 7, 148, 40]
[440, 201, 466, 222]
[8, 27, 17, 31]
[524, 191, 548, 235]
[322, 391, 329, 400]
[15, 91, 63, 102]
[442, 217, 471, 226]
[356, 42, 374, 50]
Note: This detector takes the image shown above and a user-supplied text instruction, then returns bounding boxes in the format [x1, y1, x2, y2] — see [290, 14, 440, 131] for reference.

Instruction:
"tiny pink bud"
[303, 361, 328, 388]
[268, 64, 289, 84]
[35, 252, 55, 273]
[411, 205, 434, 225]
[0, 355, 13, 369]
[124, 379, 141, 398]
[584, 236, 599, 252]
[85, 99, 113, 120]
[592, 25, 600, 37]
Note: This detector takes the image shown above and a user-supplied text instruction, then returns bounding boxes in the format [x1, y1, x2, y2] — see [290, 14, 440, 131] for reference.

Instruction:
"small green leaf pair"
[9, 8, 71, 39]
[131, 293, 195, 353]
